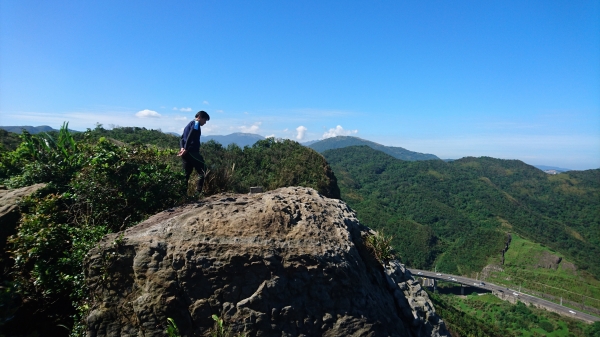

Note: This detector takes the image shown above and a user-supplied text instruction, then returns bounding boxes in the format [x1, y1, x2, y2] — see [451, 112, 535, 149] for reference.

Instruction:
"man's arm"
[178, 122, 191, 156]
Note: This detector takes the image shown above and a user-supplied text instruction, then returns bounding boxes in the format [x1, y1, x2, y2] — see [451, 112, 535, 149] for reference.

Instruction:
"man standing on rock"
[178, 110, 210, 196]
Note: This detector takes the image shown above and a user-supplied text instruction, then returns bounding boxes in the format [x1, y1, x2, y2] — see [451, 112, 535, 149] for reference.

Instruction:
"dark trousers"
[182, 152, 206, 193]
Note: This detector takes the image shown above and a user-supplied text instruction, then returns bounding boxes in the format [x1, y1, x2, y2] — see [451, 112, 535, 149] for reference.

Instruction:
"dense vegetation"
[0, 124, 338, 336]
[0, 129, 22, 152]
[323, 146, 600, 280]
[431, 292, 600, 337]
[309, 135, 440, 161]
[71, 123, 181, 149]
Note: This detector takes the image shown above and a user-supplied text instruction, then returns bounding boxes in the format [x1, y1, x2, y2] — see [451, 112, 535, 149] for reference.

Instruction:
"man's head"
[195, 111, 210, 126]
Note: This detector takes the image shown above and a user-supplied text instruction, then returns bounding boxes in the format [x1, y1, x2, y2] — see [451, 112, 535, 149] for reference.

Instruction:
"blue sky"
[1, 1, 599, 169]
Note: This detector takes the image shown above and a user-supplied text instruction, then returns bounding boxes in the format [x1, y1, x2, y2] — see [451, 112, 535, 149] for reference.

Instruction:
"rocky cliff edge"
[85, 186, 448, 337]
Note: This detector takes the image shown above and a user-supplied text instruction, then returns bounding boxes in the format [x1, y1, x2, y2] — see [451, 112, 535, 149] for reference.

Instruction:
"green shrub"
[201, 138, 340, 198]
[166, 317, 181, 337]
[1, 122, 83, 188]
[365, 231, 396, 263]
[538, 320, 554, 332]
[69, 139, 186, 231]
[210, 314, 246, 337]
[585, 322, 600, 337]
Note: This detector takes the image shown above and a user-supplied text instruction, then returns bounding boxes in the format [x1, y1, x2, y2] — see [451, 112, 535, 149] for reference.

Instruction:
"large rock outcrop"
[85, 187, 448, 337]
[0, 183, 46, 274]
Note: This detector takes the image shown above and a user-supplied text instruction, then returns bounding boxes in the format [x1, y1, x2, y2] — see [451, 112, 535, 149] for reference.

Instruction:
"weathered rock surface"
[85, 187, 448, 337]
[0, 183, 46, 273]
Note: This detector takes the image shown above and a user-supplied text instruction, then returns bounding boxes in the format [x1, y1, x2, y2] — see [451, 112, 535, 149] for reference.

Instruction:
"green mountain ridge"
[308, 135, 440, 161]
[322, 145, 600, 279]
[0, 125, 57, 134]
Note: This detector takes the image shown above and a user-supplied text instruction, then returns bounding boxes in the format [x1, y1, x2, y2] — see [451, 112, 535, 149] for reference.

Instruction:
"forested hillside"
[0, 129, 21, 152]
[72, 124, 181, 149]
[323, 146, 600, 279]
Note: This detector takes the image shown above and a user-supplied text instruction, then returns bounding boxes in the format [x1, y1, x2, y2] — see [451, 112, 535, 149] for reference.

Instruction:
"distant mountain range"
[0, 125, 79, 134]
[533, 165, 572, 173]
[445, 159, 573, 173]
[0, 125, 59, 134]
[307, 136, 440, 161]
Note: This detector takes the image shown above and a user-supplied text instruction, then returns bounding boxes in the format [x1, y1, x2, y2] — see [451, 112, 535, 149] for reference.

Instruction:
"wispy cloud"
[239, 122, 262, 133]
[172, 107, 192, 112]
[135, 109, 161, 118]
[322, 125, 358, 139]
[296, 126, 307, 140]
[203, 101, 209, 105]
[174, 116, 187, 121]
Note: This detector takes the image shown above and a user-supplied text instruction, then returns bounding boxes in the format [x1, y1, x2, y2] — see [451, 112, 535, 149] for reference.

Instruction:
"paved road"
[408, 268, 599, 323]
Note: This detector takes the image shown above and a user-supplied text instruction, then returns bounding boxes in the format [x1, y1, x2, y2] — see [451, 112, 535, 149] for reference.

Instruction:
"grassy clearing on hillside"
[485, 234, 600, 312]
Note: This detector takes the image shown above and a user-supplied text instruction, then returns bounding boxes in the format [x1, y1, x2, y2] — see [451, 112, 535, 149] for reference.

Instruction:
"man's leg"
[189, 152, 206, 193]
[181, 154, 195, 195]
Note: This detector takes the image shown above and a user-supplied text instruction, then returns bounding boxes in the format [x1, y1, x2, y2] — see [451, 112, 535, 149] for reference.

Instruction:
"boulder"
[0, 183, 46, 273]
[85, 187, 448, 337]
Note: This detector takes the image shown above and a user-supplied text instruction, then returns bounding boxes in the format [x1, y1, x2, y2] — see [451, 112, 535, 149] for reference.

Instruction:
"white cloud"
[202, 125, 215, 132]
[283, 128, 289, 132]
[203, 101, 209, 105]
[322, 125, 357, 139]
[243, 111, 249, 115]
[216, 110, 224, 113]
[239, 122, 262, 133]
[135, 109, 162, 118]
[296, 126, 308, 140]
[174, 116, 187, 121]
[172, 107, 178, 110]
[266, 134, 275, 138]
[179, 107, 192, 112]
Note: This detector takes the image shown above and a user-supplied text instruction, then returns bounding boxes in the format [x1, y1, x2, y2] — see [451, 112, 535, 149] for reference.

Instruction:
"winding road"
[408, 268, 599, 323]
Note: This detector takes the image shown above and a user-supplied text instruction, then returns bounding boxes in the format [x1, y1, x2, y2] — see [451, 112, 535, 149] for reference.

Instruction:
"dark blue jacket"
[180, 120, 201, 152]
